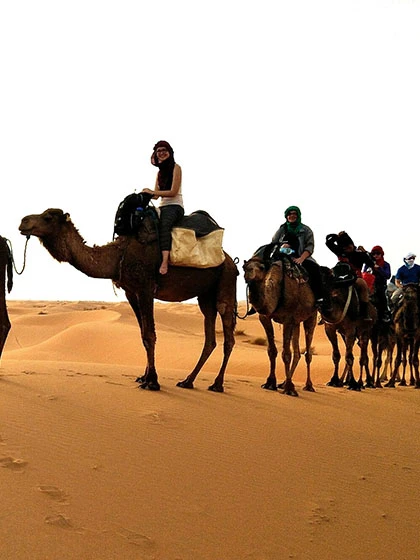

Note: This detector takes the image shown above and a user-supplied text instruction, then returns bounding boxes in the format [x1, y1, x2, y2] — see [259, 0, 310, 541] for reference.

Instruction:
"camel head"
[19, 209, 71, 239]
[243, 257, 267, 284]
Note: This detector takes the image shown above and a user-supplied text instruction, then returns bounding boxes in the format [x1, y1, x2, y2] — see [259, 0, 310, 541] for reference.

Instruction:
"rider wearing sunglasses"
[391, 252, 420, 307]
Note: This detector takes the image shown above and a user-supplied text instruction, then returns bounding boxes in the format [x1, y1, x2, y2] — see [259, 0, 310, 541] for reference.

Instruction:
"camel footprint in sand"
[38, 485, 69, 503]
[0, 456, 27, 470]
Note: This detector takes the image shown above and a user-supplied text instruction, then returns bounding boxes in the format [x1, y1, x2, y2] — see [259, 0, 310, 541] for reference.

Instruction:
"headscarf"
[151, 140, 175, 191]
[284, 205, 302, 235]
[404, 252, 416, 269]
[371, 245, 385, 267]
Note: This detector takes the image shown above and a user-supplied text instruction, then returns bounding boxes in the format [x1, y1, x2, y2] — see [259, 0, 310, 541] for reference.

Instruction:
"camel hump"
[178, 210, 223, 237]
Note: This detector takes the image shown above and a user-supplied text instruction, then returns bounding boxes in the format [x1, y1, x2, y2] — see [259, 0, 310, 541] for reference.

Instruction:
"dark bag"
[331, 262, 356, 287]
[113, 192, 154, 236]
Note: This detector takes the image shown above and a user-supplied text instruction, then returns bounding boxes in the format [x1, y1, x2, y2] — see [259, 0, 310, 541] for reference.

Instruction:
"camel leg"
[299, 312, 316, 392]
[386, 340, 403, 387]
[358, 332, 373, 389]
[259, 315, 278, 391]
[279, 322, 299, 397]
[412, 340, 420, 389]
[177, 296, 218, 390]
[408, 341, 416, 386]
[325, 326, 343, 387]
[207, 300, 236, 392]
[0, 285, 11, 360]
[399, 342, 409, 386]
[380, 343, 394, 382]
[126, 290, 160, 391]
[343, 333, 359, 391]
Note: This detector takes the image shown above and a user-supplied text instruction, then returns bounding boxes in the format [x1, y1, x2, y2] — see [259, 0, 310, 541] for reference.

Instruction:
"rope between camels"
[5, 237, 30, 275]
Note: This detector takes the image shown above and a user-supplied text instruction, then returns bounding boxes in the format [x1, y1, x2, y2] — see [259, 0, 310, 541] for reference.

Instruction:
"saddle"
[113, 194, 225, 269]
[252, 243, 308, 283]
[330, 262, 356, 288]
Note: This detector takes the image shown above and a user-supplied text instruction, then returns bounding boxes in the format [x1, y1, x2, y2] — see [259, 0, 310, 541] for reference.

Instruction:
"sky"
[1, 0, 420, 304]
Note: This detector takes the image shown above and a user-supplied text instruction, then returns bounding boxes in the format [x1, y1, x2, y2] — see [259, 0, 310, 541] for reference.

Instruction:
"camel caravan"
[13, 194, 420, 396]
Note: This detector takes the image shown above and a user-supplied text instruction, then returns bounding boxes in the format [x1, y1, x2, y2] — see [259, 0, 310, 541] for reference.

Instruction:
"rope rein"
[5, 236, 30, 275]
[323, 284, 354, 325]
[235, 284, 253, 320]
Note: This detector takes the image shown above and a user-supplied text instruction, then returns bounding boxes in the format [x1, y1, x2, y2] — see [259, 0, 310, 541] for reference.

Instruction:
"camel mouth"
[19, 227, 32, 237]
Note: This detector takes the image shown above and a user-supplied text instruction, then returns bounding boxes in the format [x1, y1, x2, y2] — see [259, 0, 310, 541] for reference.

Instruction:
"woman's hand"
[141, 188, 159, 199]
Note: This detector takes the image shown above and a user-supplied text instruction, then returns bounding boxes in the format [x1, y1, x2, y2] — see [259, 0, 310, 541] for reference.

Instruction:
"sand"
[1, 300, 419, 560]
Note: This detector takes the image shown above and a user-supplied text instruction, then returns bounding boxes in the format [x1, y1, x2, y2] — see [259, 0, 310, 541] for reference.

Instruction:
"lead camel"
[19, 208, 237, 392]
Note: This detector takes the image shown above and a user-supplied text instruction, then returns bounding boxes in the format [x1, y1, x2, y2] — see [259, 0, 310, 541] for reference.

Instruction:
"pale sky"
[1, 0, 419, 303]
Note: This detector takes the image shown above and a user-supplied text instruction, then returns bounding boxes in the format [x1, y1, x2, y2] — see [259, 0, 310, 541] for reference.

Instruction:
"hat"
[337, 231, 354, 248]
[405, 252, 416, 260]
[371, 245, 384, 255]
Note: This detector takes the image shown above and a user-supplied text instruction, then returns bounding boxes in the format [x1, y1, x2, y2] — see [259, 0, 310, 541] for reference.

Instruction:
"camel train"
[18, 206, 420, 393]
[0, 236, 13, 360]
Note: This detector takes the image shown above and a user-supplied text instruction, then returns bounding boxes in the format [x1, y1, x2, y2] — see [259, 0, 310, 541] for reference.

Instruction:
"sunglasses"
[372, 252, 381, 256]
[156, 148, 169, 154]
[406, 257, 415, 261]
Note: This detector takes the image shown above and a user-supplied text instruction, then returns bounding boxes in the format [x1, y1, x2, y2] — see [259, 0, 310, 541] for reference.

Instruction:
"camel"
[243, 254, 317, 396]
[19, 208, 238, 392]
[0, 236, 13, 360]
[385, 284, 420, 389]
[321, 268, 376, 391]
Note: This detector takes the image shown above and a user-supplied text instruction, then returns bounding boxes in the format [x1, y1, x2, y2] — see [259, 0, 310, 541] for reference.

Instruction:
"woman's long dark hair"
[152, 140, 175, 191]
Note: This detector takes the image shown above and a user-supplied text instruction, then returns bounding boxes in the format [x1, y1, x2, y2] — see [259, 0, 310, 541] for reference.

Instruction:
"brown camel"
[19, 208, 238, 392]
[385, 284, 420, 389]
[243, 255, 317, 396]
[321, 272, 376, 391]
[0, 236, 13, 360]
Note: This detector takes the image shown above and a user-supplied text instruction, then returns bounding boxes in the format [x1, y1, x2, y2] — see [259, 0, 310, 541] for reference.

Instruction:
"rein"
[235, 283, 253, 320]
[6, 237, 30, 275]
[323, 284, 354, 325]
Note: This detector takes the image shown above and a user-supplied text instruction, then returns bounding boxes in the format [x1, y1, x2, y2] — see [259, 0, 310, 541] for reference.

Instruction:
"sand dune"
[1, 300, 420, 560]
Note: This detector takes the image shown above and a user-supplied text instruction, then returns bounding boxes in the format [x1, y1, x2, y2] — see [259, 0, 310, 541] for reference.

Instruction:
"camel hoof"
[326, 379, 343, 387]
[282, 388, 299, 397]
[384, 382, 395, 388]
[261, 382, 277, 391]
[346, 384, 361, 392]
[399, 380, 407, 387]
[139, 380, 160, 391]
[303, 385, 315, 392]
[208, 384, 224, 393]
[176, 380, 194, 389]
[135, 375, 146, 383]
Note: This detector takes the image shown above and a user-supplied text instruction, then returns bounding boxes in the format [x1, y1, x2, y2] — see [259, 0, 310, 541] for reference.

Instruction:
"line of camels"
[0, 206, 418, 395]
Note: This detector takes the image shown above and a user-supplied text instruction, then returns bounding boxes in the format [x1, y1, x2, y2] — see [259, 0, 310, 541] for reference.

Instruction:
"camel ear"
[64, 213, 71, 222]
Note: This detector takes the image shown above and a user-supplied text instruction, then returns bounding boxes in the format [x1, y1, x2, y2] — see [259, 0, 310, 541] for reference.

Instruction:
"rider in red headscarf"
[363, 245, 392, 322]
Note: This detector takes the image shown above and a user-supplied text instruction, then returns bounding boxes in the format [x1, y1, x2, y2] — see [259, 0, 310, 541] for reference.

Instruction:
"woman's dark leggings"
[159, 205, 184, 251]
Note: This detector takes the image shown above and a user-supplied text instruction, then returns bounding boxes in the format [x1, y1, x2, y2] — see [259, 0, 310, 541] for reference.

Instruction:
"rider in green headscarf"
[272, 205, 327, 309]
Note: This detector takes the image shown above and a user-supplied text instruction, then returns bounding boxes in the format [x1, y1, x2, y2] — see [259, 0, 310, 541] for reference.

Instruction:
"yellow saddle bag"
[170, 227, 225, 268]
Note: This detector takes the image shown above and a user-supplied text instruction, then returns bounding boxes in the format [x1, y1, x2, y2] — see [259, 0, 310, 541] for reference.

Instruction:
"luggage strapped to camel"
[113, 193, 225, 268]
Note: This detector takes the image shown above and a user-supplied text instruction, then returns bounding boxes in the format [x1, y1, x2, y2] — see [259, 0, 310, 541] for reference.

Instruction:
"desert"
[1, 299, 419, 559]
